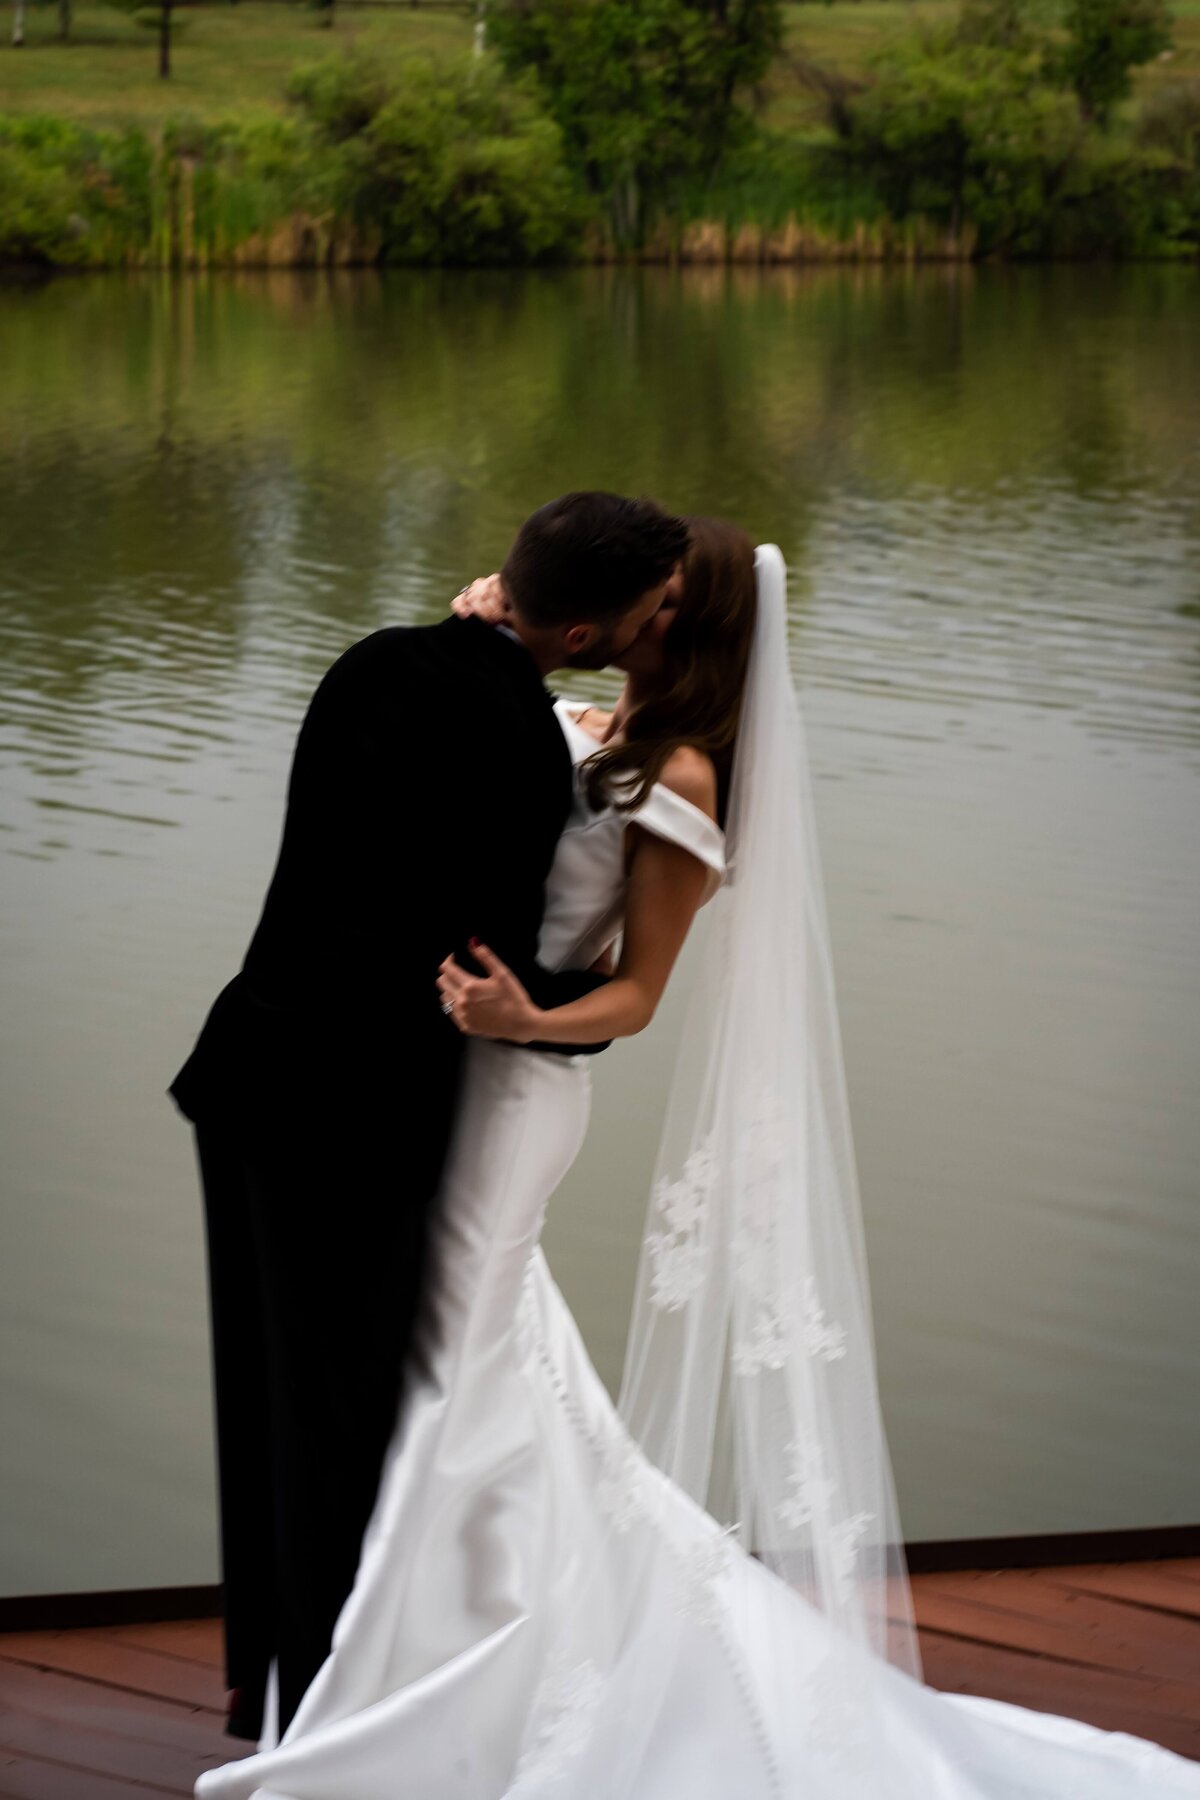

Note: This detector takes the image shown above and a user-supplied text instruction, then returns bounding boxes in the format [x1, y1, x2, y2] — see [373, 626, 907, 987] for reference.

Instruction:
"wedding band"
[441, 998, 456, 1016]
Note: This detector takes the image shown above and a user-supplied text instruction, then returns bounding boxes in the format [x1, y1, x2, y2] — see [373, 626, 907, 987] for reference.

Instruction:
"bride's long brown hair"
[582, 516, 758, 827]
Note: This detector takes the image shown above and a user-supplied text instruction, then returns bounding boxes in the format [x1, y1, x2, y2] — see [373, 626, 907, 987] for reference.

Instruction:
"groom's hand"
[437, 941, 540, 1044]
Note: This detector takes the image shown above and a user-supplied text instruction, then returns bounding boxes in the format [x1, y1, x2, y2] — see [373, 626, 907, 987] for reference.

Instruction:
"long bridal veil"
[617, 543, 923, 1681]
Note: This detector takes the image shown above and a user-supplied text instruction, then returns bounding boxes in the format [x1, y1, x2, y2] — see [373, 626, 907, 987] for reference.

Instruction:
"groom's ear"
[563, 623, 597, 657]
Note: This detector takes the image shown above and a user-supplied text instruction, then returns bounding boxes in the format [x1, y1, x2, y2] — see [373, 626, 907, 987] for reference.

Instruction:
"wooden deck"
[2, 1559, 1199, 1795]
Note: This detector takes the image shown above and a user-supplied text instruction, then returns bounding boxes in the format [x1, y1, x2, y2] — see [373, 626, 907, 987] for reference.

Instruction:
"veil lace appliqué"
[645, 1137, 718, 1311]
[511, 1657, 605, 1791]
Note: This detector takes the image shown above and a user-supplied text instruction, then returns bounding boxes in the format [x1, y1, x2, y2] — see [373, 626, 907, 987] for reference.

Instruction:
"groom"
[169, 491, 689, 1743]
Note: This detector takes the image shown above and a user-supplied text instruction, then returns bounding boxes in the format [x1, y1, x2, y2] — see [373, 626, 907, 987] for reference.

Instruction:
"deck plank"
[912, 1571, 1200, 1679]
[0, 1659, 229, 1754]
[0, 1749, 185, 1800]
[3, 1558, 1200, 1793]
[0, 1633, 219, 1712]
[0, 1657, 252, 1799]
[0, 1701, 208, 1792]
[1158, 1558, 1200, 1586]
[1031, 1562, 1200, 1619]
[917, 1637, 1200, 1762]
[90, 1621, 223, 1672]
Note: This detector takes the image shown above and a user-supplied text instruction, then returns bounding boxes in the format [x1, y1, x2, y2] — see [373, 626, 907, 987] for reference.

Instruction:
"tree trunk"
[57, 0, 69, 39]
[11, 0, 25, 45]
[159, 0, 170, 77]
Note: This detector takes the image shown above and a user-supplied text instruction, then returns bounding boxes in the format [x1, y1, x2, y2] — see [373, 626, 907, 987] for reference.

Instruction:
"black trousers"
[194, 1116, 433, 1742]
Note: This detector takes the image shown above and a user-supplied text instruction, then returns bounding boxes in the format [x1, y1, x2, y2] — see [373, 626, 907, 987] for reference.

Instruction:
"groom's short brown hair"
[503, 492, 689, 628]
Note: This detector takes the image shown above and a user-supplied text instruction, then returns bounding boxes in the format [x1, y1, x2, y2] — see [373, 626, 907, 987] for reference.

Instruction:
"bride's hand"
[450, 574, 511, 624]
[436, 941, 540, 1043]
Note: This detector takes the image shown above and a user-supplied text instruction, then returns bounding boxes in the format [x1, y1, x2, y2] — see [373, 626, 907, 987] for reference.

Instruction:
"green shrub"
[0, 136, 91, 266]
[0, 116, 156, 265]
[839, 31, 1077, 249]
[833, 20, 1199, 255]
[1132, 83, 1200, 248]
[287, 50, 581, 264]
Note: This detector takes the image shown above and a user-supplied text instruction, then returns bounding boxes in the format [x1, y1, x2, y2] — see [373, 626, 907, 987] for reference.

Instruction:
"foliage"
[487, 0, 784, 242]
[0, 51, 578, 269]
[0, 133, 92, 267]
[837, 27, 1077, 244]
[1053, 0, 1173, 126]
[1132, 80, 1200, 243]
[0, 115, 153, 265]
[675, 124, 882, 235]
[825, 0, 1195, 255]
[1135, 77, 1200, 159]
[166, 115, 316, 258]
[0, 110, 318, 265]
[286, 50, 580, 263]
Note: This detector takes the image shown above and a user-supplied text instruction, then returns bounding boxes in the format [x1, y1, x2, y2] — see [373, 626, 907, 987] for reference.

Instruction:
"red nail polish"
[469, 937, 481, 951]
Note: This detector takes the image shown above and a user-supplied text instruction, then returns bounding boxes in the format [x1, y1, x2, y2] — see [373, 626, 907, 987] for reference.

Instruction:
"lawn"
[0, 1, 472, 129]
[1, 0, 1196, 136]
[770, 0, 1200, 129]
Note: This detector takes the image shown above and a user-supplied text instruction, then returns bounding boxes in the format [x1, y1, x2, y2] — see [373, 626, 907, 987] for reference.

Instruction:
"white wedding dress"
[196, 699, 1200, 1800]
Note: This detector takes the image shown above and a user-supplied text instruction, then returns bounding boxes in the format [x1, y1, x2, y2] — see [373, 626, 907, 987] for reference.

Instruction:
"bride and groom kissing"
[169, 493, 739, 1740]
[171, 492, 1200, 1798]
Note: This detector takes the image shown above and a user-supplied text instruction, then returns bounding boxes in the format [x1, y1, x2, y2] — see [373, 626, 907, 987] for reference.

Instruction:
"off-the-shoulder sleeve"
[632, 783, 726, 903]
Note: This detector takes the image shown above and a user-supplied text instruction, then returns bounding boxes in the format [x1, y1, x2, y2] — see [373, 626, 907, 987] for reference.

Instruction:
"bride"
[196, 525, 1200, 1799]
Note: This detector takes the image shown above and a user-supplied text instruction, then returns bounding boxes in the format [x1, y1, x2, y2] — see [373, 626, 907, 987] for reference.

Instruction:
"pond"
[1, 263, 1198, 1596]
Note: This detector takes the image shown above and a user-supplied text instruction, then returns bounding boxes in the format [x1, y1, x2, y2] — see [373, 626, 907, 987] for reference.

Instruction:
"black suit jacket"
[168, 616, 608, 1166]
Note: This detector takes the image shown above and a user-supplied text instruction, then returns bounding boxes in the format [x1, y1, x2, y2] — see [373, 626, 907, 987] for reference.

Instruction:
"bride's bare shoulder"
[566, 702, 615, 744]
[657, 746, 718, 822]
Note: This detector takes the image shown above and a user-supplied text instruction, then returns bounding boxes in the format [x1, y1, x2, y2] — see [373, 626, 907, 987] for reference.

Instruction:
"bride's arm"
[451, 574, 510, 623]
[439, 834, 708, 1044]
[437, 751, 717, 1045]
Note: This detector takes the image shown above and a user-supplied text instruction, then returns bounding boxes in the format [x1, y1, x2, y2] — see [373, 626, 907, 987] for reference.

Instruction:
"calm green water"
[2, 265, 1198, 1597]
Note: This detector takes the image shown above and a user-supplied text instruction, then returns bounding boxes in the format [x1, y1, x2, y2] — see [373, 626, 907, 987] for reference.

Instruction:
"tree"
[839, 25, 1084, 249]
[487, 0, 784, 243]
[151, 0, 176, 77]
[1055, 0, 1172, 126]
[103, 0, 186, 76]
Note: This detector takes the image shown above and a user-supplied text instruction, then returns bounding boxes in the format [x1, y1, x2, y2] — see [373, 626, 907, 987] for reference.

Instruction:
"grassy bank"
[3, 0, 1198, 132]
[0, 3, 465, 128]
[0, 112, 976, 270]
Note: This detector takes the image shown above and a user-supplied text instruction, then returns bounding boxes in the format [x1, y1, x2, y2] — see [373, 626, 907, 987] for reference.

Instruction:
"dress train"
[196, 1041, 1200, 1800]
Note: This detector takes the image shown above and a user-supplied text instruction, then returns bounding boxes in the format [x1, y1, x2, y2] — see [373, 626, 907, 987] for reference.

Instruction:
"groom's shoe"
[226, 1679, 266, 1742]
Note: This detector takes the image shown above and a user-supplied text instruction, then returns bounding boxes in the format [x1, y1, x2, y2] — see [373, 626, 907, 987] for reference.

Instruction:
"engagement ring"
[441, 998, 456, 1016]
